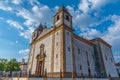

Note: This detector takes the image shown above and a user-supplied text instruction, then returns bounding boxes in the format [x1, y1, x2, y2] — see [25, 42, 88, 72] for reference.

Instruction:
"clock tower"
[53, 6, 72, 29]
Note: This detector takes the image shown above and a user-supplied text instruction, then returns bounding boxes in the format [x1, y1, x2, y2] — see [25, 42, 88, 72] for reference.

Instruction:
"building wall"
[20, 65, 27, 72]
[74, 38, 96, 77]
[27, 44, 35, 72]
[116, 66, 120, 77]
[65, 30, 73, 72]
[92, 41, 105, 77]
[27, 27, 118, 78]
[64, 12, 71, 28]
[55, 12, 62, 27]
[31, 35, 53, 74]
[53, 30, 61, 72]
[99, 42, 118, 77]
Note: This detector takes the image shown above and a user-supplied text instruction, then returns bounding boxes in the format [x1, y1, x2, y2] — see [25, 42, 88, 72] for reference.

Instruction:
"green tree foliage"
[6, 58, 21, 72]
[0, 58, 21, 72]
[0, 58, 7, 71]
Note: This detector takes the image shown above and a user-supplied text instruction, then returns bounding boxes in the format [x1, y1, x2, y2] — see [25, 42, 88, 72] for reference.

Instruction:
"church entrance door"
[35, 58, 44, 77]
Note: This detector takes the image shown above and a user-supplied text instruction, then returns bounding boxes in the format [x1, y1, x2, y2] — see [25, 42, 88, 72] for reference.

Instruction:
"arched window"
[66, 15, 69, 21]
[57, 15, 59, 21]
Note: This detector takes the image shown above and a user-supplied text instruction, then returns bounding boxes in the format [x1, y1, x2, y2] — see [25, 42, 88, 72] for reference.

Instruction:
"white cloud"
[102, 15, 120, 53]
[66, 5, 108, 31]
[80, 29, 101, 39]
[0, 2, 12, 11]
[103, 15, 120, 44]
[16, 5, 55, 41]
[74, 14, 98, 27]
[29, 0, 40, 6]
[7, 20, 23, 30]
[16, 5, 54, 27]
[54, 6, 59, 11]
[16, 8, 36, 27]
[1, 0, 117, 45]
[78, 0, 114, 14]
[78, 0, 91, 14]
[17, 49, 30, 62]
[19, 49, 30, 55]
[32, 5, 53, 24]
[12, 0, 22, 5]
[20, 27, 34, 41]
[17, 55, 28, 62]
[20, 29, 33, 40]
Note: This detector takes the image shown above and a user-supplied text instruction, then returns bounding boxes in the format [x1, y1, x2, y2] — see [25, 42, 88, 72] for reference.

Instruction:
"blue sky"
[0, 0, 120, 62]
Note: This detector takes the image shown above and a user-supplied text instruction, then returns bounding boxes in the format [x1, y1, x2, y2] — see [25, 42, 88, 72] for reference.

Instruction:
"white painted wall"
[65, 30, 73, 72]
[64, 19, 71, 27]
[54, 30, 61, 72]
[55, 19, 62, 27]
[27, 44, 35, 72]
[55, 12, 62, 27]
[31, 35, 53, 74]
[74, 38, 96, 77]
[100, 42, 119, 77]
[20, 64, 27, 72]
[64, 13, 71, 28]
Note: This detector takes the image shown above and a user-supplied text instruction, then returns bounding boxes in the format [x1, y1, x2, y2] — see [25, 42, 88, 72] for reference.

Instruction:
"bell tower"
[53, 6, 72, 29]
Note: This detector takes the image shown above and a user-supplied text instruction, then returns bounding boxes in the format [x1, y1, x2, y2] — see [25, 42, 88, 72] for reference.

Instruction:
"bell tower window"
[66, 15, 69, 21]
[57, 15, 59, 21]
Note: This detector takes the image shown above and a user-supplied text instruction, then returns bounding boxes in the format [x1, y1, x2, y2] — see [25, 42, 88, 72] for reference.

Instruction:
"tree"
[0, 58, 7, 71]
[6, 58, 21, 72]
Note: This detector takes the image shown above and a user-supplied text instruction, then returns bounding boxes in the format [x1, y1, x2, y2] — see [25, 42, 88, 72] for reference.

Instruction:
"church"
[27, 6, 118, 78]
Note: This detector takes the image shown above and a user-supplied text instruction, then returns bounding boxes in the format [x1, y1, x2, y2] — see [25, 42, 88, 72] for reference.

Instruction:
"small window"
[57, 15, 59, 21]
[92, 54, 95, 60]
[67, 32, 69, 35]
[56, 54, 58, 58]
[57, 32, 59, 35]
[105, 55, 107, 60]
[86, 51, 88, 57]
[56, 42, 58, 46]
[68, 47, 70, 52]
[66, 15, 69, 21]
[86, 51, 90, 66]
[80, 65, 82, 70]
[78, 48, 80, 54]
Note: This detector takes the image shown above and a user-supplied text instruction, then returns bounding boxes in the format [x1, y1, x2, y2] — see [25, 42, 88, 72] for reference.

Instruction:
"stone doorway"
[35, 57, 44, 77]
[35, 44, 46, 77]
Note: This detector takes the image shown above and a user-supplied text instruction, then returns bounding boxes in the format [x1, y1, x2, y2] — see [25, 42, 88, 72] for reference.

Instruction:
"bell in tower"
[53, 5, 72, 29]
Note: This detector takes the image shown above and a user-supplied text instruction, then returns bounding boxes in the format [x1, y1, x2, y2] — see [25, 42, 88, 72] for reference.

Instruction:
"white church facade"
[27, 6, 118, 78]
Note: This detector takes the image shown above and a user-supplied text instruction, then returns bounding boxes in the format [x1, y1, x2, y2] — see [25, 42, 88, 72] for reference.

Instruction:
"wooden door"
[35, 61, 43, 77]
